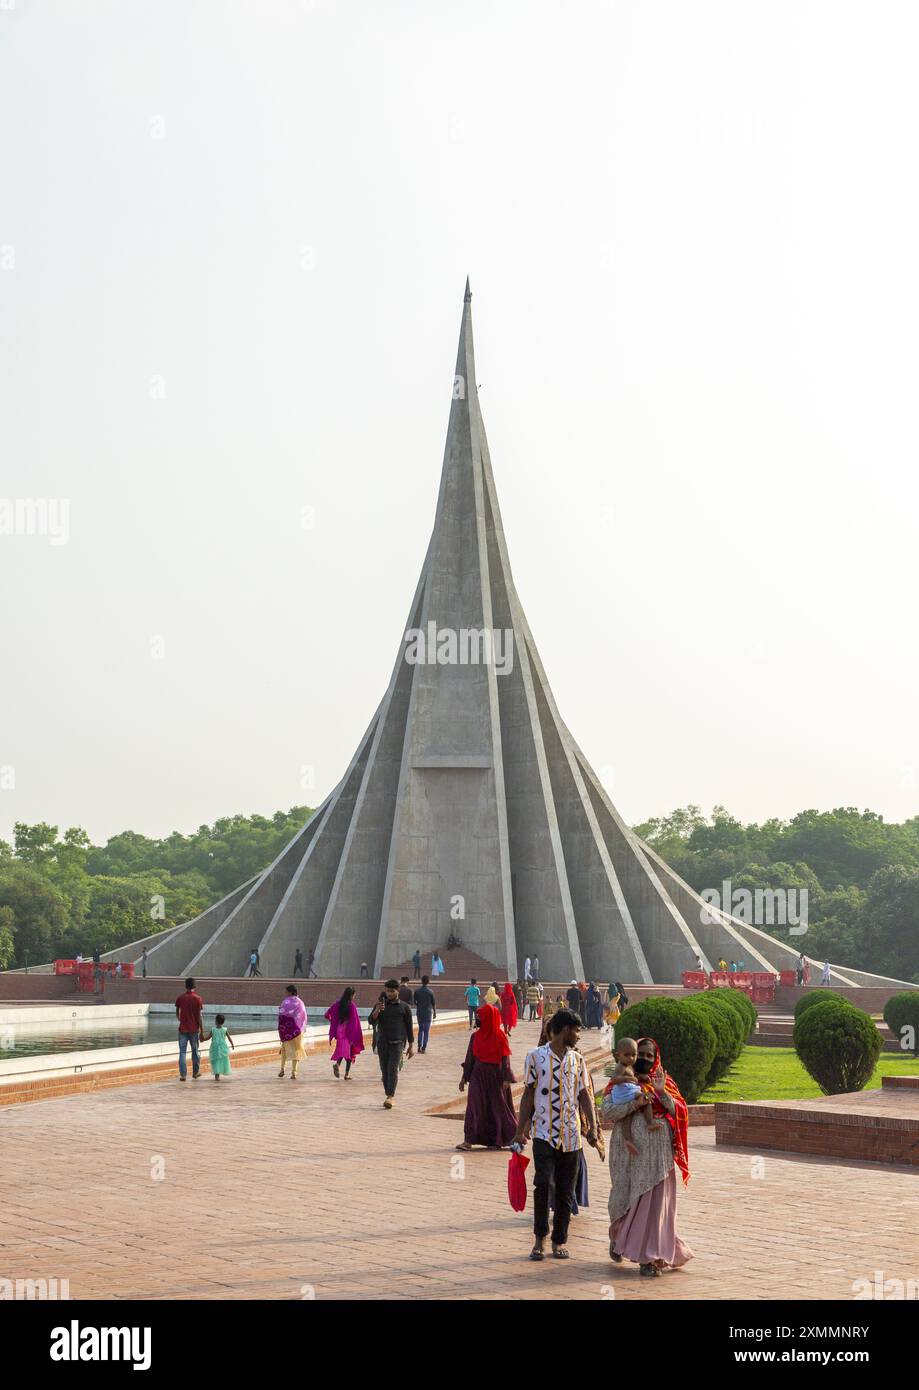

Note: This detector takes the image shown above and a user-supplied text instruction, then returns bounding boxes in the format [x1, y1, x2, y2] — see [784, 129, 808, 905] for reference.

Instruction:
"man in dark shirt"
[411, 949, 422, 979]
[413, 975, 437, 1054]
[175, 977, 204, 1081]
[293, 948, 304, 976]
[398, 977, 414, 1005]
[369, 979, 414, 1108]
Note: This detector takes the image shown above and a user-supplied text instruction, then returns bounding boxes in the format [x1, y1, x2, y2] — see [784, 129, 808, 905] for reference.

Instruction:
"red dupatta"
[472, 1003, 512, 1064]
[633, 1037, 690, 1184]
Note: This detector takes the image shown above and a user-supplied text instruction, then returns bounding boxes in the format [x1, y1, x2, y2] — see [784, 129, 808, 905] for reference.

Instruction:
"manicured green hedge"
[793, 998, 882, 1095]
[793, 989, 846, 1021]
[882, 992, 919, 1057]
[686, 992, 746, 1090]
[707, 985, 756, 1038]
[615, 997, 716, 1104]
[614, 992, 757, 1103]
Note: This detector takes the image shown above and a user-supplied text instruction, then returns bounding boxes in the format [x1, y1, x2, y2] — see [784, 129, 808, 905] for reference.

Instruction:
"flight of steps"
[751, 1013, 901, 1050]
[384, 946, 503, 983]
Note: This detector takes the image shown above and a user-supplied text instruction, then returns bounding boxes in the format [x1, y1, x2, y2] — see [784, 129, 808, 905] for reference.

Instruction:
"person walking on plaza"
[175, 977, 204, 1082]
[369, 980, 414, 1108]
[601, 1036, 693, 1277]
[532, 955, 540, 982]
[248, 949, 262, 978]
[512, 1008, 598, 1260]
[413, 975, 437, 1053]
[456, 1003, 517, 1150]
[293, 948, 304, 977]
[523, 955, 532, 983]
[500, 981, 518, 1034]
[526, 979, 542, 1022]
[307, 946, 318, 978]
[464, 979, 481, 1028]
[360, 961, 369, 979]
[278, 984, 307, 1080]
[566, 981, 581, 1016]
[802, 957, 811, 985]
[431, 951, 444, 978]
[207, 1013, 234, 1082]
[141, 946, 148, 980]
[821, 959, 831, 984]
[325, 986, 364, 1079]
[584, 982, 603, 1030]
[411, 949, 422, 980]
[398, 977, 414, 1005]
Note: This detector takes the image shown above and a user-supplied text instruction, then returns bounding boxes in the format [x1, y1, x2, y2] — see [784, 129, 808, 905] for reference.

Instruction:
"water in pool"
[0, 1007, 365, 1060]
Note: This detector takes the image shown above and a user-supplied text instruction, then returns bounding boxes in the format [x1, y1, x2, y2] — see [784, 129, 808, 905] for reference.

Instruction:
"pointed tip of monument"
[464, 276, 472, 303]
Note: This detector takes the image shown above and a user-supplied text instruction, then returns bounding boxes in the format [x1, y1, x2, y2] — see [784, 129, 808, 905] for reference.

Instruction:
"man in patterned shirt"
[512, 1008, 598, 1260]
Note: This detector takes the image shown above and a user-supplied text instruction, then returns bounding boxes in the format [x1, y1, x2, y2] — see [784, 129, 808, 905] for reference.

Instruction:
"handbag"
[507, 1150, 530, 1211]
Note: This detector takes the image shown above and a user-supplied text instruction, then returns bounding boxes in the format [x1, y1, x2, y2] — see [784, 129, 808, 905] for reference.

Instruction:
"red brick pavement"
[1, 1020, 916, 1301]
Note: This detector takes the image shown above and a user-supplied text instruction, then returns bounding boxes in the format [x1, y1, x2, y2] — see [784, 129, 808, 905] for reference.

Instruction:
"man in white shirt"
[512, 1008, 598, 1261]
[523, 955, 532, 983]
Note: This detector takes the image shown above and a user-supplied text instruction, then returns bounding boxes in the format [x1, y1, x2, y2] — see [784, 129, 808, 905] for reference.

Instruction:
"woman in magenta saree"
[278, 985, 307, 1080]
[324, 986, 365, 1079]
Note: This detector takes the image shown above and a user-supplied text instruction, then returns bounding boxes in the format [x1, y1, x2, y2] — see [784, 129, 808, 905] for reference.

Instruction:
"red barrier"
[682, 971, 708, 990]
[779, 970, 796, 987]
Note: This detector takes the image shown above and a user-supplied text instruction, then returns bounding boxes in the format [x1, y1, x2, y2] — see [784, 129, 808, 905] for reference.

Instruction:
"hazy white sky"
[1, 0, 917, 850]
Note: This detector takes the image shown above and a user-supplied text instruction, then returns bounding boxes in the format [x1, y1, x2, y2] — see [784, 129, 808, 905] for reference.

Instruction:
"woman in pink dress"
[324, 987, 365, 1080]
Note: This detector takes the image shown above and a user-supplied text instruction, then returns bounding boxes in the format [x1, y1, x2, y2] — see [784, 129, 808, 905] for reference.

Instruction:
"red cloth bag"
[507, 1150, 530, 1211]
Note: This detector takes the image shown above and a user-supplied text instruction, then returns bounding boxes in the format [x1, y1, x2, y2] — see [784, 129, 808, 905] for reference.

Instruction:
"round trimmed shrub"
[794, 999, 882, 1095]
[794, 989, 846, 1022]
[615, 996, 716, 1104]
[708, 986, 757, 1038]
[686, 994, 743, 1090]
[882, 991, 919, 1057]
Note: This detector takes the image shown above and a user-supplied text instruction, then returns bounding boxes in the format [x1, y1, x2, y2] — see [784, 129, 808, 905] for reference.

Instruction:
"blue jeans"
[417, 1016, 432, 1051]
[178, 1031, 200, 1078]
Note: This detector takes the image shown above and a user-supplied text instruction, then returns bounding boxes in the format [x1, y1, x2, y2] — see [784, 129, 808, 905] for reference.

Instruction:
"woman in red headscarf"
[500, 982, 518, 1033]
[600, 1036, 693, 1278]
[456, 1003, 517, 1151]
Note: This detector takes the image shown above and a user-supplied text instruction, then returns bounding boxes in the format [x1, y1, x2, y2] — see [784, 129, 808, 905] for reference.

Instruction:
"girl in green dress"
[208, 1014, 235, 1081]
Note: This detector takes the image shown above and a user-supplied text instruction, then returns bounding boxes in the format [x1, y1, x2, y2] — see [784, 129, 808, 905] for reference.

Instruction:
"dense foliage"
[793, 998, 882, 1094]
[0, 810, 313, 968]
[882, 992, 919, 1057]
[615, 996, 718, 1104]
[793, 989, 846, 1021]
[634, 805, 919, 981]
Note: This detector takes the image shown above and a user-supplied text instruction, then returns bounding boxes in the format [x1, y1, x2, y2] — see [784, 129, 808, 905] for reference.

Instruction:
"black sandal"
[529, 1245, 545, 1261]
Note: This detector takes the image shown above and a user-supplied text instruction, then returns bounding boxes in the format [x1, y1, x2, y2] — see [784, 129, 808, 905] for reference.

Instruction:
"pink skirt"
[331, 1027, 354, 1063]
[609, 1168, 694, 1268]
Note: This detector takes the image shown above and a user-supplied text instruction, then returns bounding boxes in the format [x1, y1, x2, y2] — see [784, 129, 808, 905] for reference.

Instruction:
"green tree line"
[0, 808, 313, 969]
[634, 805, 919, 982]
[0, 804, 916, 979]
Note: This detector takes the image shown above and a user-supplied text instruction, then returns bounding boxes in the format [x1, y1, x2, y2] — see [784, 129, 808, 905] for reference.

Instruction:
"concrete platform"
[2, 1018, 917, 1300]
[715, 1084, 919, 1166]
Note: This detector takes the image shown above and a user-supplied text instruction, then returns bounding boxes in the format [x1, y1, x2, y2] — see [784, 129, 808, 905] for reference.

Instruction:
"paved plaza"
[2, 1019, 917, 1301]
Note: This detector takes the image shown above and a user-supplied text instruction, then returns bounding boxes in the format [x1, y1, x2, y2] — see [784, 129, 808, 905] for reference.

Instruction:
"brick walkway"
[1, 1020, 916, 1300]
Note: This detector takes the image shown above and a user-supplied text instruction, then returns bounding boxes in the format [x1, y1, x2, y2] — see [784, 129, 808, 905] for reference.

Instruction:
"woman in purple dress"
[324, 986, 365, 1079]
[455, 1003, 517, 1151]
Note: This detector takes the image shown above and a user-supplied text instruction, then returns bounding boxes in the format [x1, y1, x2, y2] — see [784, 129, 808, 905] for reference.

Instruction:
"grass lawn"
[698, 1046, 919, 1103]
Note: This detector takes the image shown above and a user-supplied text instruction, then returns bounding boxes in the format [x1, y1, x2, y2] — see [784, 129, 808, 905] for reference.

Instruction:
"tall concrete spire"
[134, 285, 897, 985]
